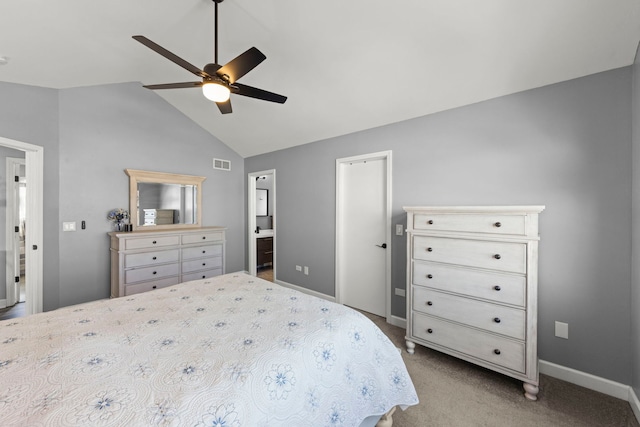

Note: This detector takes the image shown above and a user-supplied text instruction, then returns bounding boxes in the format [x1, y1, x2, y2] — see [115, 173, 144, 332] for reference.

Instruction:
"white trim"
[275, 279, 336, 303]
[630, 386, 640, 423]
[5, 157, 24, 308]
[388, 315, 406, 329]
[0, 137, 43, 315]
[0, 298, 6, 309]
[335, 150, 393, 323]
[539, 360, 630, 400]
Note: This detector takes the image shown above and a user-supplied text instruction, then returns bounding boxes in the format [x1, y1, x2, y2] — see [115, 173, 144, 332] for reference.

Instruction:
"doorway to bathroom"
[248, 170, 275, 281]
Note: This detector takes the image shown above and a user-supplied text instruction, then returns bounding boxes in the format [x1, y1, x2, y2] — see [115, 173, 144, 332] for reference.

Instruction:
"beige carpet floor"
[362, 312, 639, 427]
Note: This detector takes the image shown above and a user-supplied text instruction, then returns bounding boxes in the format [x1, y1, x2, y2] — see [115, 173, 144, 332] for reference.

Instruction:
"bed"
[0, 273, 418, 426]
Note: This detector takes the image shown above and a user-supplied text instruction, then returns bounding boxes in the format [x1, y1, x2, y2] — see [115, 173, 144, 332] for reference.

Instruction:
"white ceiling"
[1, 0, 639, 157]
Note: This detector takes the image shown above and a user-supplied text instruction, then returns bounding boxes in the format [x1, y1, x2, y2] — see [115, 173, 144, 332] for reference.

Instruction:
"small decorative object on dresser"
[109, 227, 226, 298]
[403, 205, 544, 400]
[107, 208, 129, 231]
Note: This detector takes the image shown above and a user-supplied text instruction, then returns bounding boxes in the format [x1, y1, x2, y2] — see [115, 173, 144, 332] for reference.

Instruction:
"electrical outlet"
[555, 321, 569, 339]
[296, 265, 302, 272]
[396, 224, 404, 236]
[304, 266, 309, 275]
[62, 222, 76, 232]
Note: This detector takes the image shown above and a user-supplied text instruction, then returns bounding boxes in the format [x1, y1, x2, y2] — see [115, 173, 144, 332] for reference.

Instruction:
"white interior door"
[336, 151, 391, 318]
[6, 157, 24, 307]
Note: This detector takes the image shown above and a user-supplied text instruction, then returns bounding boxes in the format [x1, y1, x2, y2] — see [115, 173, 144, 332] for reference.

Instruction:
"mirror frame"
[125, 169, 206, 231]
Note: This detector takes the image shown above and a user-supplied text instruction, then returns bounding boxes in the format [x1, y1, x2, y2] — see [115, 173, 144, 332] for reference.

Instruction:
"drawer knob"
[427, 328, 433, 334]
[202, 275, 206, 279]
[427, 274, 433, 279]
[494, 349, 501, 355]
[426, 301, 433, 306]
[152, 240, 157, 244]
[427, 220, 434, 225]
[152, 271, 157, 275]
[202, 263, 206, 266]
[494, 254, 501, 260]
[202, 250, 206, 254]
[152, 256, 157, 260]
[427, 247, 433, 252]
[152, 285, 157, 289]
[493, 317, 501, 323]
[493, 285, 501, 291]
[202, 236, 206, 240]
[494, 222, 502, 228]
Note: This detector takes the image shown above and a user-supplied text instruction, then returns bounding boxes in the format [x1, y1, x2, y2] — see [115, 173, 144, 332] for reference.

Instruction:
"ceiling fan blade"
[216, 99, 233, 114]
[233, 83, 287, 104]
[217, 47, 266, 84]
[133, 35, 210, 79]
[143, 82, 203, 90]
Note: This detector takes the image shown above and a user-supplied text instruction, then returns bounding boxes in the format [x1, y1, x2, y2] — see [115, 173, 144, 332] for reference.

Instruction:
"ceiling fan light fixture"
[202, 82, 230, 102]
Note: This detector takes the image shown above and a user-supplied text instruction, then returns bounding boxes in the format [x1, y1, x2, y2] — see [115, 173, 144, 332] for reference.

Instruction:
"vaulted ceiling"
[2, 0, 639, 157]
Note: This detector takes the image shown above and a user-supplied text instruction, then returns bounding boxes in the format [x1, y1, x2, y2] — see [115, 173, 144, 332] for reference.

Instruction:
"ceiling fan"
[132, 0, 287, 114]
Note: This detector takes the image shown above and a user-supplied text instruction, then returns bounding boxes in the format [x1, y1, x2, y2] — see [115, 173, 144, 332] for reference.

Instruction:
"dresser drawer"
[182, 244, 223, 260]
[413, 261, 526, 306]
[182, 231, 224, 245]
[182, 257, 223, 274]
[412, 313, 525, 373]
[125, 249, 180, 268]
[124, 276, 180, 296]
[125, 263, 179, 284]
[182, 267, 223, 282]
[413, 213, 526, 236]
[413, 287, 526, 340]
[125, 235, 180, 250]
[413, 236, 526, 274]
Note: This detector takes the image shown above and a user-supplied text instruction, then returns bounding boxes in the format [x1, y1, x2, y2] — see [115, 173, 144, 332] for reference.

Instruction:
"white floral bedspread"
[0, 273, 418, 426]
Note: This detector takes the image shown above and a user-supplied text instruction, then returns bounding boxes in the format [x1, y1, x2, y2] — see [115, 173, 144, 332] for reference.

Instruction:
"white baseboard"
[274, 279, 336, 303]
[389, 315, 406, 329]
[630, 386, 640, 423]
[539, 360, 631, 401]
[0, 298, 6, 309]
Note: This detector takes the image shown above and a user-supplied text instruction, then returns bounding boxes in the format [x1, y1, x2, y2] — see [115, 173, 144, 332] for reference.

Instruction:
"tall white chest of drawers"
[109, 227, 226, 298]
[404, 206, 544, 400]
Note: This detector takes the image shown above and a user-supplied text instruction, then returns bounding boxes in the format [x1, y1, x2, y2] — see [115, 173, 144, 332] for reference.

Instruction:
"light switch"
[63, 222, 76, 232]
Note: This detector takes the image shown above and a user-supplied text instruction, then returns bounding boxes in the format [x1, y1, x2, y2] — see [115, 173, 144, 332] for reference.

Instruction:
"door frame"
[247, 169, 276, 277]
[5, 157, 25, 307]
[0, 136, 44, 315]
[335, 150, 392, 323]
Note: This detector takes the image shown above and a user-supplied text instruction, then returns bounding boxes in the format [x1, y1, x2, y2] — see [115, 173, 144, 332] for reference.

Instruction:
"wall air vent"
[213, 158, 231, 171]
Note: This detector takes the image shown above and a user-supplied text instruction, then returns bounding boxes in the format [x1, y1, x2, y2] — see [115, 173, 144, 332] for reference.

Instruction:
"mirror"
[256, 189, 268, 216]
[125, 169, 206, 231]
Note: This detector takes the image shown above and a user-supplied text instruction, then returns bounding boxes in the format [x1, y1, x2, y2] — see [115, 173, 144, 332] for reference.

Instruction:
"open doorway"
[248, 170, 276, 282]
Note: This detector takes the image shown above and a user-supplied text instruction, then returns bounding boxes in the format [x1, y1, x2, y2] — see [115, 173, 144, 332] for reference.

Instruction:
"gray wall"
[58, 82, 245, 306]
[246, 67, 633, 385]
[0, 146, 25, 301]
[0, 82, 60, 311]
[632, 44, 640, 398]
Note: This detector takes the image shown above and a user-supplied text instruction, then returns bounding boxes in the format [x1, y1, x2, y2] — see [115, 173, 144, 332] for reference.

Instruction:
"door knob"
[376, 243, 387, 249]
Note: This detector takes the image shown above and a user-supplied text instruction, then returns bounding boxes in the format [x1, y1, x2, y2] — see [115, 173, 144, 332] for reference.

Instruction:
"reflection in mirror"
[138, 182, 197, 226]
[256, 189, 268, 217]
[125, 169, 206, 231]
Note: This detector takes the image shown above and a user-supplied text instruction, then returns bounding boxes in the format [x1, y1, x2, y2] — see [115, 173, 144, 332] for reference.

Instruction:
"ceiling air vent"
[213, 158, 231, 171]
